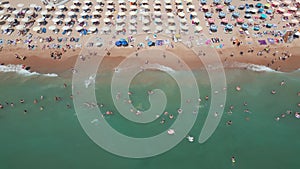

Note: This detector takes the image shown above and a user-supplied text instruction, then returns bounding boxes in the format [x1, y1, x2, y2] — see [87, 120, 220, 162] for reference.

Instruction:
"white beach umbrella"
[194, 26, 203, 32]
[21, 18, 30, 23]
[105, 11, 113, 16]
[82, 5, 89, 10]
[41, 10, 48, 16]
[178, 12, 185, 17]
[3, 4, 11, 8]
[290, 19, 299, 24]
[154, 11, 162, 16]
[1, 25, 10, 30]
[7, 17, 15, 22]
[118, 0, 125, 3]
[75, 26, 83, 31]
[188, 5, 195, 9]
[142, 11, 150, 16]
[95, 5, 102, 10]
[103, 18, 111, 23]
[15, 25, 25, 30]
[58, 5, 66, 10]
[142, 26, 150, 32]
[62, 26, 70, 31]
[52, 18, 61, 23]
[165, 5, 172, 10]
[93, 11, 101, 15]
[118, 11, 126, 16]
[177, 5, 184, 10]
[180, 18, 187, 23]
[168, 25, 176, 31]
[192, 18, 200, 23]
[175, 0, 182, 3]
[37, 18, 45, 23]
[115, 25, 123, 31]
[129, 11, 137, 16]
[168, 18, 175, 23]
[129, 25, 136, 30]
[102, 26, 110, 32]
[116, 18, 125, 23]
[89, 26, 97, 32]
[64, 18, 72, 23]
[55, 11, 63, 16]
[32, 26, 41, 32]
[107, 0, 114, 4]
[107, 5, 114, 9]
[143, 19, 150, 24]
[70, 5, 77, 10]
[78, 18, 85, 23]
[130, 5, 137, 9]
[180, 24, 188, 30]
[167, 13, 174, 17]
[29, 4, 36, 8]
[48, 25, 57, 30]
[156, 25, 163, 31]
[68, 11, 76, 16]
[17, 3, 24, 8]
[165, 0, 171, 3]
[130, 18, 137, 24]
[154, 5, 161, 10]
[12, 10, 20, 15]
[154, 18, 162, 23]
[141, 0, 149, 4]
[190, 11, 197, 16]
[119, 5, 127, 9]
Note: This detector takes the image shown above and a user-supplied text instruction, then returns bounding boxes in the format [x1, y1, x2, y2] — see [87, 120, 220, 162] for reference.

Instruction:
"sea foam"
[0, 64, 58, 77]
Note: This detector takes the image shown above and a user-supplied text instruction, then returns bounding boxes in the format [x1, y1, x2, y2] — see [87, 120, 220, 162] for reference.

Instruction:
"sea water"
[0, 68, 300, 169]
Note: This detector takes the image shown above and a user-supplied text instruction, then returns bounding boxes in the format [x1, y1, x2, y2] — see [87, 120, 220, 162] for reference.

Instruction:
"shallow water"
[0, 69, 299, 169]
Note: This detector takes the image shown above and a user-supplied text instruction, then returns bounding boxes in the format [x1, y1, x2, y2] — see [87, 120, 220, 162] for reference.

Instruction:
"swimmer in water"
[160, 118, 165, 124]
[24, 109, 27, 114]
[280, 80, 285, 86]
[169, 114, 174, 119]
[0, 104, 3, 109]
[205, 96, 209, 100]
[40, 95, 44, 100]
[10, 103, 14, 107]
[40, 106, 44, 111]
[33, 99, 38, 104]
[271, 90, 276, 94]
[20, 99, 25, 103]
[226, 120, 233, 125]
[231, 156, 236, 163]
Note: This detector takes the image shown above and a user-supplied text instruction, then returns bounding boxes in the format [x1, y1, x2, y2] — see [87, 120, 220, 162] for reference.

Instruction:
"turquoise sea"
[0, 68, 300, 169]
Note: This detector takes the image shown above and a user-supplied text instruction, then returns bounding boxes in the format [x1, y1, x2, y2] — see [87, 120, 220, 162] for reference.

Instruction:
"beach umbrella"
[241, 23, 249, 30]
[1, 25, 10, 30]
[177, 5, 184, 10]
[205, 12, 212, 18]
[168, 25, 176, 31]
[68, 11, 76, 17]
[121, 39, 128, 46]
[103, 18, 110, 23]
[75, 26, 83, 31]
[165, 5, 172, 10]
[290, 19, 299, 24]
[266, 23, 273, 28]
[130, 19, 137, 24]
[78, 18, 85, 23]
[221, 18, 228, 24]
[21, 18, 30, 23]
[7, 17, 15, 23]
[208, 18, 215, 24]
[115, 41, 122, 47]
[213, 0, 221, 4]
[118, 11, 126, 16]
[165, 0, 171, 3]
[142, 26, 150, 32]
[115, 25, 123, 32]
[37, 18, 45, 23]
[142, 11, 150, 16]
[62, 26, 70, 31]
[48, 25, 57, 31]
[32, 26, 41, 32]
[272, 1, 280, 7]
[283, 13, 292, 17]
[190, 11, 197, 16]
[225, 24, 233, 31]
[116, 18, 125, 24]
[245, 14, 252, 19]
[142, 19, 150, 24]
[154, 11, 161, 16]
[175, 0, 182, 3]
[236, 18, 244, 23]
[156, 25, 163, 32]
[266, 10, 273, 15]
[89, 27, 97, 32]
[216, 5, 224, 10]
[224, 0, 232, 5]
[192, 18, 200, 23]
[194, 26, 203, 32]
[154, 5, 161, 10]
[167, 13, 174, 18]
[55, 11, 63, 16]
[210, 24, 218, 32]
[180, 24, 188, 30]
[188, 5, 195, 9]
[200, 0, 207, 5]
[129, 25, 136, 30]
[64, 17, 72, 23]
[284, 0, 292, 5]
[260, 14, 267, 19]
[180, 18, 187, 23]
[277, 8, 285, 13]
[288, 6, 297, 11]
[228, 5, 235, 12]
[168, 18, 175, 23]
[130, 5, 137, 10]
[253, 25, 260, 31]
[255, 3, 262, 8]
[219, 11, 226, 18]
[129, 11, 137, 16]
[232, 12, 240, 18]
[178, 12, 185, 18]
[15, 25, 25, 30]
[3, 4, 10, 8]
[91, 18, 99, 24]
[154, 18, 162, 23]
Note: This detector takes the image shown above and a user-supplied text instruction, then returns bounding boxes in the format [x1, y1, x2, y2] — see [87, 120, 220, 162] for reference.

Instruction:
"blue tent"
[115, 41, 122, 47]
[42, 27, 46, 33]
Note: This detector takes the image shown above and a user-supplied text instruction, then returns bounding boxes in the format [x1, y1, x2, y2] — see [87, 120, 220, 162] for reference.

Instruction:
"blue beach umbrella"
[200, 0, 207, 5]
[224, 0, 232, 5]
[228, 5, 235, 11]
[232, 12, 240, 18]
[147, 41, 154, 46]
[213, 0, 221, 5]
[260, 13, 267, 19]
[266, 9, 273, 15]
[225, 24, 233, 30]
[255, 3, 262, 8]
[115, 41, 122, 47]
[238, 5, 245, 10]
[205, 12, 212, 18]
[258, 8, 264, 13]
[219, 11, 226, 18]
[241, 23, 249, 30]
[245, 13, 252, 18]
[253, 25, 260, 31]
[210, 24, 218, 32]
[266, 23, 273, 28]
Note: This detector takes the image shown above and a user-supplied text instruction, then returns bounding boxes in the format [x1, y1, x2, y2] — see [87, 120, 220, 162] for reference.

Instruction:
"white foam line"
[0, 64, 58, 77]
